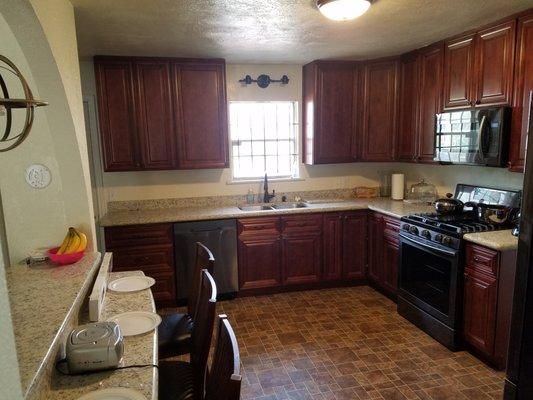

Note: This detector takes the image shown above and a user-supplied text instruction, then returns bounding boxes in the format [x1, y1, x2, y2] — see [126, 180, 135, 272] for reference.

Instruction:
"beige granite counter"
[463, 229, 518, 251]
[6, 252, 102, 398]
[49, 270, 158, 400]
[100, 198, 436, 227]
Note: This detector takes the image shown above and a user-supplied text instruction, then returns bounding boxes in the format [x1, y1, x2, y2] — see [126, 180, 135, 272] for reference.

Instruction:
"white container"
[391, 174, 405, 200]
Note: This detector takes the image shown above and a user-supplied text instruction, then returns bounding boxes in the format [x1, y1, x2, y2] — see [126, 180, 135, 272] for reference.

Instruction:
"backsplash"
[107, 188, 359, 211]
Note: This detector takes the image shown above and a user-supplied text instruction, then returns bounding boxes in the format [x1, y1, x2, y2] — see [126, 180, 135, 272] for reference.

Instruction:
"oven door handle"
[400, 232, 458, 258]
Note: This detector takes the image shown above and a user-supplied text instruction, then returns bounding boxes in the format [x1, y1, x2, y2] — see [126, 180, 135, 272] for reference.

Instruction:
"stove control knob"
[442, 236, 453, 246]
[402, 224, 410, 231]
[421, 230, 431, 239]
[434, 234, 443, 243]
[409, 226, 419, 235]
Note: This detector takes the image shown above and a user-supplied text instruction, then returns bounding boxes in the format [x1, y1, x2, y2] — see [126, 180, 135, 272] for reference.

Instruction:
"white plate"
[107, 311, 161, 336]
[108, 276, 155, 293]
[76, 387, 147, 400]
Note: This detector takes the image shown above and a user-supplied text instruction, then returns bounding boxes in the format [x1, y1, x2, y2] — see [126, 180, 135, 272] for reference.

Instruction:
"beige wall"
[80, 63, 524, 212]
[0, 0, 95, 264]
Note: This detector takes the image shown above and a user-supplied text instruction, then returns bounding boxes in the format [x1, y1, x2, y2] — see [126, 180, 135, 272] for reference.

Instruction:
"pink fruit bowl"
[47, 247, 85, 265]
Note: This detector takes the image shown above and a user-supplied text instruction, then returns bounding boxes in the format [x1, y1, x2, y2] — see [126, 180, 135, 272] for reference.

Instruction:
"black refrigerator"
[505, 92, 533, 399]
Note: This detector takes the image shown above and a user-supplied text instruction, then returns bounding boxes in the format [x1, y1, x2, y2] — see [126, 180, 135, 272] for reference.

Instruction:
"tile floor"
[166, 286, 505, 400]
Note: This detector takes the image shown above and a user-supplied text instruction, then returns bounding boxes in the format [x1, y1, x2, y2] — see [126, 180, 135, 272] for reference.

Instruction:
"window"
[229, 101, 299, 180]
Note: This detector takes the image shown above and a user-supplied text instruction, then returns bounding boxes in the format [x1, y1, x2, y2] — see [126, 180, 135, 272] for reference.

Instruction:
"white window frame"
[228, 101, 300, 182]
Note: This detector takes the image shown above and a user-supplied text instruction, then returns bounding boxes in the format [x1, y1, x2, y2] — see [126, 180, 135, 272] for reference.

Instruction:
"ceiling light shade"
[317, 0, 372, 21]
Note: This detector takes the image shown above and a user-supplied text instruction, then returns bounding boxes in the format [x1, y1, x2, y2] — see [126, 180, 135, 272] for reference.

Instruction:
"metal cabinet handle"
[473, 256, 482, 262]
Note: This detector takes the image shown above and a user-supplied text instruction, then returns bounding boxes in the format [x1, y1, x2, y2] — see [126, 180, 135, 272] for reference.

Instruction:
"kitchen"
[2, 0, 533, 399]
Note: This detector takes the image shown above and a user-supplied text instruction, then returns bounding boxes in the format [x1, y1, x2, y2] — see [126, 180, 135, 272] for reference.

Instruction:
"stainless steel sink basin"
[271, 202, 309, 210]
[238, 205, 274, 212]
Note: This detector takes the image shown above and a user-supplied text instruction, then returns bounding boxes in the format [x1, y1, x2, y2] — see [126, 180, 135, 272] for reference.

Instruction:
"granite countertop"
[463, 229, 518, 251]
[99, 197, 436, 227]
[50, 270, 158, 400]
[5, 252, 102, 397]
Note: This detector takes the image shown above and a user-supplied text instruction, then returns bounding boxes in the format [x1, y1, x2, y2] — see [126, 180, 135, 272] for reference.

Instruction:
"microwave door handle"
[478, 115, 488, 157]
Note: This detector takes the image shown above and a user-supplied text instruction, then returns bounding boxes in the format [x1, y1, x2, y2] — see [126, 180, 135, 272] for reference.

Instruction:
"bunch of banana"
[57, 227, 88, 255]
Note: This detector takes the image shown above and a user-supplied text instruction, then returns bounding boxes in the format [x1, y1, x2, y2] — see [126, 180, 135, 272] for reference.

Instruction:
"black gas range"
[397, 184, 520, 350]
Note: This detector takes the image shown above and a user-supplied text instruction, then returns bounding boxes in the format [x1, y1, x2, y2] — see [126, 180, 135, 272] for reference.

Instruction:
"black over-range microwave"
[434, 106, 511, 167]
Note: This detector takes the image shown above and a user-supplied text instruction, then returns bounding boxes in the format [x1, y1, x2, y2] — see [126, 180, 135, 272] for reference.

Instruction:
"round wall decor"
[25, 163, 51, 189]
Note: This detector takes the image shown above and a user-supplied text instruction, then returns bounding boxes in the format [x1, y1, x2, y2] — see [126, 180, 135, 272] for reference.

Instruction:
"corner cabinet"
[95, 56, 228, 171]
[509, 12, 533, 172]
[104, 223, 176, 307]
[359, 59, 399, 161]
[443, 20, 516, 109]
[302, 61, 359, 164]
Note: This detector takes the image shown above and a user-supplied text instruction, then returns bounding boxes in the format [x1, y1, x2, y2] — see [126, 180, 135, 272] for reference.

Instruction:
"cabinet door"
[510, 13, 533, 172]
[314, 63, 358, 163]
[95, 60, 140, 171]
[397, 52, 420, 162]
[238, 236, 281, 290]
[382, 234, 399, 296]
[134, 61, 176, 169]
[360, 60, 399, 161]
[475, 21, 516, 106]
[418, 44, 444, 163]
[443, 35, 476, 109]
[367, 214, 383, 283]
[173, 62, 229, 169]
[463, 270, 498, 357]
[342, 212, 367, 280]
[282, 233, 322, 285]
[323, 213, 343, 281]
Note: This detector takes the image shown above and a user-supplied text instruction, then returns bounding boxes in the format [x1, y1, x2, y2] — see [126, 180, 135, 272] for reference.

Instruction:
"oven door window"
[400, 241, 453, 315]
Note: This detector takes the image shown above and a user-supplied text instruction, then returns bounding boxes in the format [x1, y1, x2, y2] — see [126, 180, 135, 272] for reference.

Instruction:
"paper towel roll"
[391, 174, 405, 200]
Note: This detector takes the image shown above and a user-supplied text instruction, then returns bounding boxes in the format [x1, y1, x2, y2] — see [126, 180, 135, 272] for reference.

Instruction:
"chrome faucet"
[263, 173, 276, 203]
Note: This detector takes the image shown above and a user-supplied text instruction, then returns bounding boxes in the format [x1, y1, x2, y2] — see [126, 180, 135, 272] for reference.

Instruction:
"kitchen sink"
[238, 205, 274, 212]
[271, 202, 309, 210]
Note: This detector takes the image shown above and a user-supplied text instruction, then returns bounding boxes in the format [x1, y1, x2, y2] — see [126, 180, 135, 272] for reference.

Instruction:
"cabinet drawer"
[383, 215, 401, 234]
[105, 223, 173, 248]
[238, 217, 280, 236]
[111, 245, 174, 272]
[281, 214, 322, 234]
[466, 244, 499, 278]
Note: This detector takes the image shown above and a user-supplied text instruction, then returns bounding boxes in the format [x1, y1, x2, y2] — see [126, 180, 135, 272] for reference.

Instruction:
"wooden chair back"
[190, 269, 217, 399]
[188, 242, 215, 317]
[206, 315, 242, 400]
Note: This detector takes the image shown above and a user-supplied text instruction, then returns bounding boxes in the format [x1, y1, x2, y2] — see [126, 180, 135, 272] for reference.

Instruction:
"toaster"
[66, 321, 124, 374]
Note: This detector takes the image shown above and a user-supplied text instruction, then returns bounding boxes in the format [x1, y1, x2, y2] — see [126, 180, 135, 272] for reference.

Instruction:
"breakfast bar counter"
[49, 270, 158, 400]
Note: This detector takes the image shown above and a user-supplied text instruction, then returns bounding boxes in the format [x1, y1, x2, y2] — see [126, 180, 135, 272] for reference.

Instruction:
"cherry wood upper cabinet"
[94, 56, 228, 171]
[476, 21, 516, 106]
[302, 61, 358, 164]
[418, 43, 444, 163]
[443, 34, 476, 109]
[173, 61, 229, 169]
[397, 52, 420, 162]
[134, 61, 176, 170]
[359, 59, 399, 161]
[95, 60, 140, 171]
[443, 20, 516, 110]
[510, 13, 533, 172]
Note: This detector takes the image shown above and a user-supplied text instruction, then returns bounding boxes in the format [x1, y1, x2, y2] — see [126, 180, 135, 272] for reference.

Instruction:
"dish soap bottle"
[246, 188, 254, 204]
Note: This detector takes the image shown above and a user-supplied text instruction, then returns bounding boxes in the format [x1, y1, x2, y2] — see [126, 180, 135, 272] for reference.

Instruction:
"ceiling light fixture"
[317, 0, 372, 21]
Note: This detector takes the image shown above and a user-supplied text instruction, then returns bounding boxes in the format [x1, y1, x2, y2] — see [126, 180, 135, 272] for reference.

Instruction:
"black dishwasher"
[173, 219, 238, 302]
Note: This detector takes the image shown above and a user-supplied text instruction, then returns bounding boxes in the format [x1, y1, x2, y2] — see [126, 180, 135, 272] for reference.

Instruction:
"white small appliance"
[66, 322, 124, 374]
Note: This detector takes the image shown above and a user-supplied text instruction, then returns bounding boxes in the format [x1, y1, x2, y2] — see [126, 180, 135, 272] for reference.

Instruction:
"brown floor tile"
[162, 286, 505, 400]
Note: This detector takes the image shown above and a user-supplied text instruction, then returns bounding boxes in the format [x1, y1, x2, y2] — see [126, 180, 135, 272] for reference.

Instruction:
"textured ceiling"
[71, 0, 533, 63]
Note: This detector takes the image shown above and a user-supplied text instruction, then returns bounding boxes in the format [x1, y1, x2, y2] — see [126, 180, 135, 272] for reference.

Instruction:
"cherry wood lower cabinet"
[104, 223, 176, 307]
[367, 212, 400, 299]
[237, 212, 368, 294]
[323, 211, 367, 281]
[463, 243, 517, 369]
